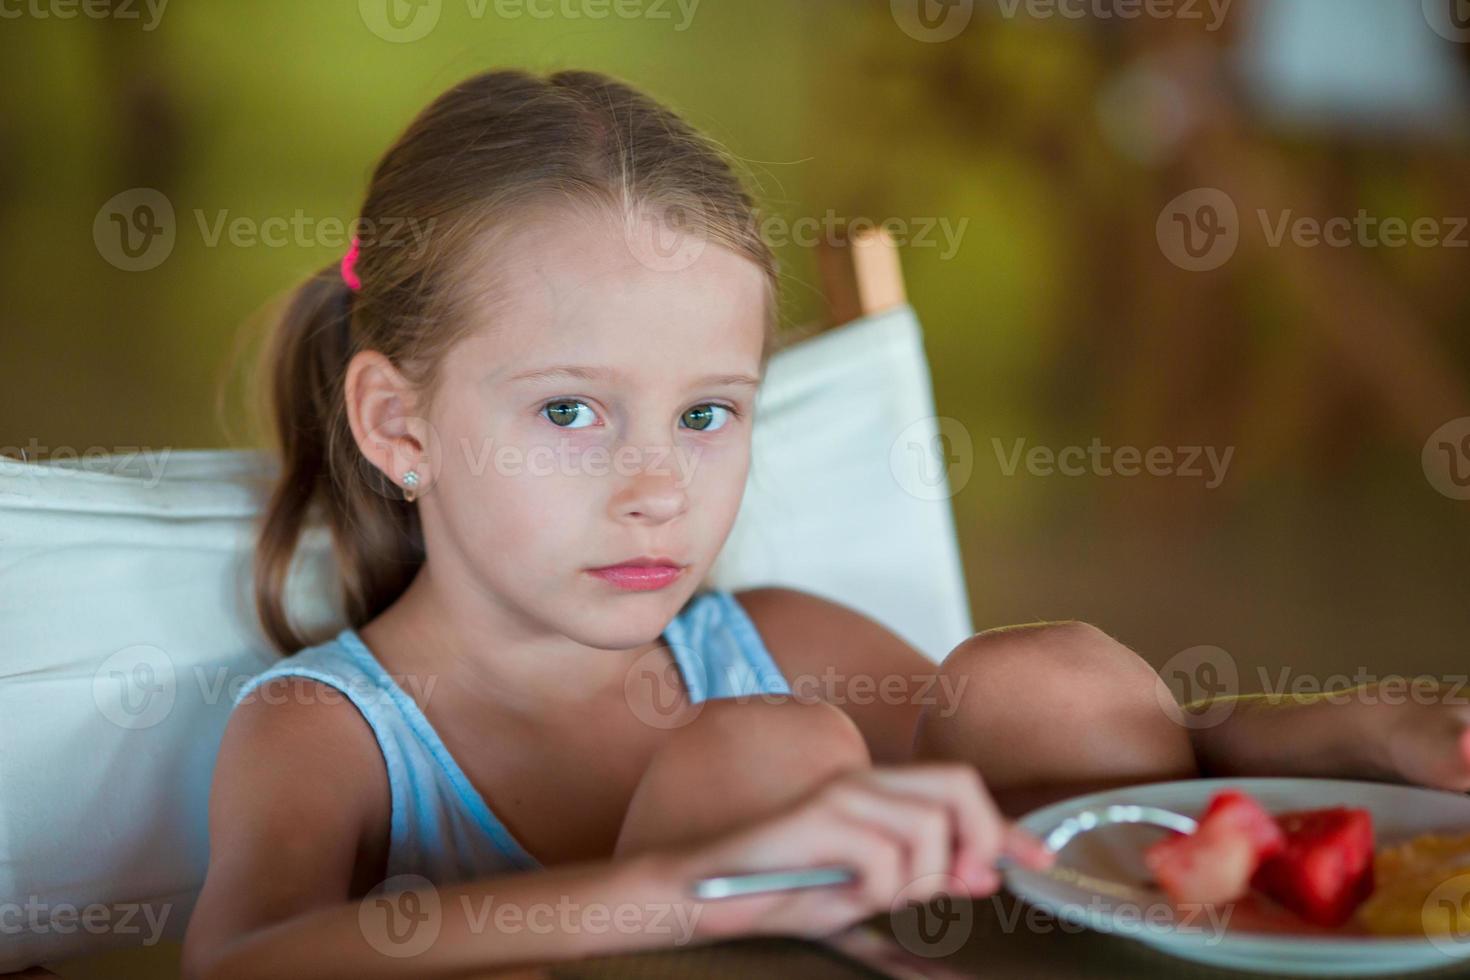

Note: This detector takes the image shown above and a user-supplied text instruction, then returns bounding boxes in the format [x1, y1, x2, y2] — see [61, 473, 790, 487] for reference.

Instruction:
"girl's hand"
[668, 762, 1054, 942]
[1384, 698, 1470, 791]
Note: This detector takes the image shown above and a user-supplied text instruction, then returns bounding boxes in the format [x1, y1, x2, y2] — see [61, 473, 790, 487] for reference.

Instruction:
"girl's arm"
[198, 850, 695, 978]
[743, 590, 1470, 793]
[734, 587, 937, 764]
[207, 775, 1048, 980]
[181, 677, 395, 979]
[737, 589, 1199, 788]
[1186, 686, 1389, 779]
[185, 678, 1050, 979]
[1187, 681, 1470, 791]
[183, 681, 692, 978]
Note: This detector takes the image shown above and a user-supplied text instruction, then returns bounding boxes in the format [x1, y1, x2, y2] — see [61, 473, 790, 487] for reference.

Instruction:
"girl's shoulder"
[222, 627, 394, 822]
[729, 586, 935, 680]
[231, 629, 394, 712]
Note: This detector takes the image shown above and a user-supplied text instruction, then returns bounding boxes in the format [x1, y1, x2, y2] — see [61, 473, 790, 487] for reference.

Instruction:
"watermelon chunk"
[1198, 790, 1288, 860]
[1146, 790, 1286, 905]
[1251, 806, 1375, 927]
[1147, 822, 1259, 905]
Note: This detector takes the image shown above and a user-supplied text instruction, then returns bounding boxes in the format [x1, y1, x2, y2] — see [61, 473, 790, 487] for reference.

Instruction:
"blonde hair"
[254, 68, 778, 655]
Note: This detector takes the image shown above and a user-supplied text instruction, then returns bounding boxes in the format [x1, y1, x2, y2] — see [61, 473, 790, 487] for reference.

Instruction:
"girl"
[183, 68, 1470, 978]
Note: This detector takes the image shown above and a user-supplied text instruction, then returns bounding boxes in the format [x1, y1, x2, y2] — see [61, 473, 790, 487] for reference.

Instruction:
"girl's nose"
[612, 466, 688, 524]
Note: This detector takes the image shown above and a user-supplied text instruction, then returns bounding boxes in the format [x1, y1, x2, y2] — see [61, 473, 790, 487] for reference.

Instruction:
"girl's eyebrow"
[508, 365, 761, 388]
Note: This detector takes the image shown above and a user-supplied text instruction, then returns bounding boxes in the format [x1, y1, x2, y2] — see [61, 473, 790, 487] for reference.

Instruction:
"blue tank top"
[230, 588, 790, 886]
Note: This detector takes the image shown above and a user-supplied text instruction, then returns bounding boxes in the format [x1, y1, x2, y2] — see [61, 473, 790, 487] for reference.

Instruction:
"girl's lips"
[586, 564, 686, 591]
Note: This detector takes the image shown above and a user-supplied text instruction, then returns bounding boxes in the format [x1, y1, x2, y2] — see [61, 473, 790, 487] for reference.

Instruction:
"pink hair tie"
[340, 236, 362, 291]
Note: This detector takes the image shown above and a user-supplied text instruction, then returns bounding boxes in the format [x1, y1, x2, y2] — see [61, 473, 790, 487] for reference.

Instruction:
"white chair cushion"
[0, 302, 971, 969]
[708, 304, 973, 660]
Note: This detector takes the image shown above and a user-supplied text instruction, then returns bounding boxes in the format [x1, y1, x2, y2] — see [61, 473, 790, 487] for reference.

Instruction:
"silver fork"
[689, 804, 1198, 900]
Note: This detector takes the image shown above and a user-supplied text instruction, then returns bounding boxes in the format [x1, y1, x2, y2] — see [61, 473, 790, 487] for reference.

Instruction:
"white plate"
[1004, 777, 1470, 976]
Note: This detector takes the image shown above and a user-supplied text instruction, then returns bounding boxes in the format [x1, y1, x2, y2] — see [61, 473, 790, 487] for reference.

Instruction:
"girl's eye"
[541, 400, 598, 429]
[682, 404, 731, 432]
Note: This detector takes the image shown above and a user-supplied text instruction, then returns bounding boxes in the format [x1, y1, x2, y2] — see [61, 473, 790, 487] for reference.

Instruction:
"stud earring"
[401, 469, 421, 503]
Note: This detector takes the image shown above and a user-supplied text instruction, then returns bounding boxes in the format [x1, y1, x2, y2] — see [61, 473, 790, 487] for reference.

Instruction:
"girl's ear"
[343, 349, 437, 494]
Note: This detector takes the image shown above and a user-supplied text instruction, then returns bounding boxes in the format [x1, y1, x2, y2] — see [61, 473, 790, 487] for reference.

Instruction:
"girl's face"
[418, 205, 768, 649]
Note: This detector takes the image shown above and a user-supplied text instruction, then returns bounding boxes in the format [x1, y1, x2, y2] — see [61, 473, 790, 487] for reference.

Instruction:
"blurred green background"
[3, 0, 1470, 691]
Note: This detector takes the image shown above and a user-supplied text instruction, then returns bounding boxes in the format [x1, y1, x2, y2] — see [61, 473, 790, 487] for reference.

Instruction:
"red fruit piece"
[1199, 790, 1288, 861]
[1147, 822, 1258, 905]
[1251, 807, 1375, 927]
[1146, 790, 1285, 905]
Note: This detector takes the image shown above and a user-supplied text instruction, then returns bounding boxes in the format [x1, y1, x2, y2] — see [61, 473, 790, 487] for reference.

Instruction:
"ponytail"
[253, 266, 424, 655]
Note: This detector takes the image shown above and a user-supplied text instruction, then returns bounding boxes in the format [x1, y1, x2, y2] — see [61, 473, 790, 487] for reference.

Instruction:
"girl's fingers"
[692, 762, 1047, 926]
[1003, 822, 1056, 870]
[830, 816, 908, 911]
[825, 784, 960, 891]
[861, 765, 997, 858]
[860, 764, 1039, 873]
[1456, 724, 1470, 771]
